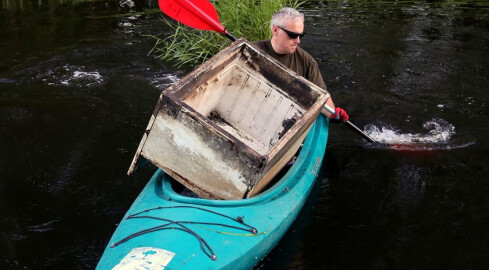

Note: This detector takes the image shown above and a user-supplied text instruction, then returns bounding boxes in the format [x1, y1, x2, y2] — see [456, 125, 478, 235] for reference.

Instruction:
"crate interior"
[182, 61, 305, 156]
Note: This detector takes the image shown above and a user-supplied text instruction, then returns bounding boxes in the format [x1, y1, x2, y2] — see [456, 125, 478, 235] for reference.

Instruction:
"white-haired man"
[254, 7, 349, 122]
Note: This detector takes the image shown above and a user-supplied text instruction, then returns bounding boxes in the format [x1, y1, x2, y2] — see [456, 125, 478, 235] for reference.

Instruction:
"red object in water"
[388, 143, 441, 159]
[388, 143, 437, 153]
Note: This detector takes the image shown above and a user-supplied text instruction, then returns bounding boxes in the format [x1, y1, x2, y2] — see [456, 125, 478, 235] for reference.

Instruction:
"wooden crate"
[128, 39, 329, 200]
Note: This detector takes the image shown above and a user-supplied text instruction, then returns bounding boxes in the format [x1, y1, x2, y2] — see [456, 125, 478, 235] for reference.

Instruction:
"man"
[254, 7, 349, 122]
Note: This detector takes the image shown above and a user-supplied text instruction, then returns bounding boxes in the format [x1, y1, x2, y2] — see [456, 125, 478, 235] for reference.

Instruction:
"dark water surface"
[1, 0, 489, 269]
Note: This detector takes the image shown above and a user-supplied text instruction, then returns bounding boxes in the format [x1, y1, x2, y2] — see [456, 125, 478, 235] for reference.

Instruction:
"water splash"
[363, 118, 475, 151]
[119, 0, 135, 12]
[151, 73, 180, 90]
[60, 71, 103, 87]
[37, 65, 104, 87]
[365, 118, 455, 144]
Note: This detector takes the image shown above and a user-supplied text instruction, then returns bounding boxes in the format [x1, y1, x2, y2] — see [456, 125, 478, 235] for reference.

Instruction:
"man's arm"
[321, 97, 335, 117]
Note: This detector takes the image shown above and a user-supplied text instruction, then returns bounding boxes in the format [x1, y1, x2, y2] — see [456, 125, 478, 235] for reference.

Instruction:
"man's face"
[272, 18, 304, 54]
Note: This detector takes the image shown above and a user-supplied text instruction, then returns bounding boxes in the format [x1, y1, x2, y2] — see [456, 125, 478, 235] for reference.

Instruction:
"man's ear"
[271, 25, 279, 37]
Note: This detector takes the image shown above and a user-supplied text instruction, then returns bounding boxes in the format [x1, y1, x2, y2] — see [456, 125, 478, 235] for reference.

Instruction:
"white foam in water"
[73, 71, 102, 80]
[40, 65, 104, 87]
[60, 70, 104, 87]
[119, 0, 135, 9]
[151, 73, 180, 90]
[365, 118, 455, 145]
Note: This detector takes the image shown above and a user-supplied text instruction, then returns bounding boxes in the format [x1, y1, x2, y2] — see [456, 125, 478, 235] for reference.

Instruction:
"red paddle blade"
[159, 0, 225, 33]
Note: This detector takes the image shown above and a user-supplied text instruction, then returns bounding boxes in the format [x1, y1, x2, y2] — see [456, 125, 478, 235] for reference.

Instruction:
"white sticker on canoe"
[113, 247, 175, 270]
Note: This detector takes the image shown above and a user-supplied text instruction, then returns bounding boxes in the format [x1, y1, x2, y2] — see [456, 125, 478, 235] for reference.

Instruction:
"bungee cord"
[110, 205, 258, 261]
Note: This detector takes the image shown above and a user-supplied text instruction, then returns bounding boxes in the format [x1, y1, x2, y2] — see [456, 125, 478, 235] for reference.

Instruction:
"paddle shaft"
[324, 104, 375, 142]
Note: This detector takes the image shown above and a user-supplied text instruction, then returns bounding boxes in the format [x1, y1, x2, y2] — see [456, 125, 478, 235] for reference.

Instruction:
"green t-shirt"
[253, 40, 327, 90]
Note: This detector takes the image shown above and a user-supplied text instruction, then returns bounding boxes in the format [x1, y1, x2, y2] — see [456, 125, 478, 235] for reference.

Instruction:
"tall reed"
[149, 0, 303, 67]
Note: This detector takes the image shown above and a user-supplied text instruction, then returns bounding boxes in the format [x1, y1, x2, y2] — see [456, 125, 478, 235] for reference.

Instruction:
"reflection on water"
[0, 0, 152, 10]
[0, 0, 159, 71]
[1, 0, 96, 9]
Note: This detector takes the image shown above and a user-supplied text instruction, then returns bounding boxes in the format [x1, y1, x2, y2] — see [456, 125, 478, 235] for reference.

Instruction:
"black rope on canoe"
[130, 206, 258, 234]
[111, 223, 216, 260]
[110, 205, 259, 261]
[131, 215, 257, 234]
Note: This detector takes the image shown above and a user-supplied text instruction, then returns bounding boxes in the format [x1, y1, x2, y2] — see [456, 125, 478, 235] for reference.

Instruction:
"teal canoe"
[96, 116, 329, 270]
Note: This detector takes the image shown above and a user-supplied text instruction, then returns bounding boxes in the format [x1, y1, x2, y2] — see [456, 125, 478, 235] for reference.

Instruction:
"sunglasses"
[276, 25, 305, 39]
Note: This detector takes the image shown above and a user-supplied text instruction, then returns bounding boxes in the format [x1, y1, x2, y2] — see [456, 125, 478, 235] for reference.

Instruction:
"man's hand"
[329, 107, 349, 122]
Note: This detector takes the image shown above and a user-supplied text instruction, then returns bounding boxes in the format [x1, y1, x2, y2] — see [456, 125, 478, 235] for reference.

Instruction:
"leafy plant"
[149, 0, 303, 67]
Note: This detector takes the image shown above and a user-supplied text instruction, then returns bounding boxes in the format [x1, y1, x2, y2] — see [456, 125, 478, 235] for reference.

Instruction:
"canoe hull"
[97, 116, 329, 270]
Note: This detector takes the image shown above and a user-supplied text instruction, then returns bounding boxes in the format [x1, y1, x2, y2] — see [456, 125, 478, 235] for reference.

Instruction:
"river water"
[1, 0, 488, 269]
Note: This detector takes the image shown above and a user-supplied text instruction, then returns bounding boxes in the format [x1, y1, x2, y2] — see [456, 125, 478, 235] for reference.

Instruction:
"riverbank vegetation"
[148, 0, 302, 67]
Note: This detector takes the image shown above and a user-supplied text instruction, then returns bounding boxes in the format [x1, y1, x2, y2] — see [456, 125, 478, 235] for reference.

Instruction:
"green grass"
[149, 0, 303, 68]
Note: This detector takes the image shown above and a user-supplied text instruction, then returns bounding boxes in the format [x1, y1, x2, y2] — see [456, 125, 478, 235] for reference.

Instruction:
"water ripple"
[26, 220, 59, 233]
[151, 73, 180, 90]
[36, 65, 104, 87]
